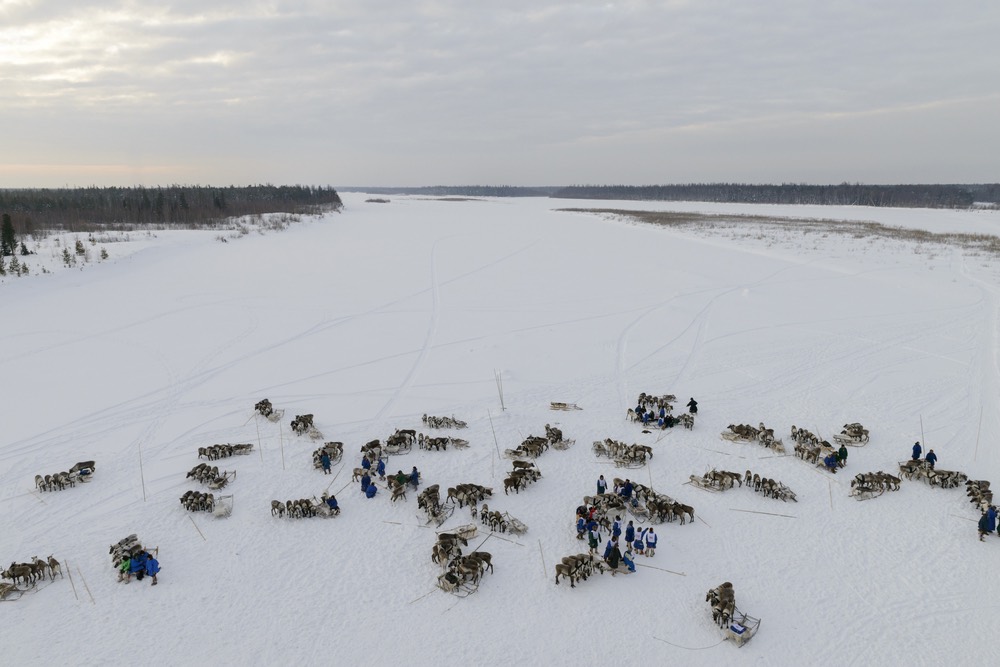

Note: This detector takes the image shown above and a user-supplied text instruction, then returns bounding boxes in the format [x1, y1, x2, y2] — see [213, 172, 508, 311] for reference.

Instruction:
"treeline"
[0, 185, 343, 234]
[340, 185, 561, 197]
[549, 183, 1000, 208]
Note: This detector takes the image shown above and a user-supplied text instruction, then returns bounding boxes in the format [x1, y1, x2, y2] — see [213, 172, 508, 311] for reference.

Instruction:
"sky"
[1, 0, 999, 188]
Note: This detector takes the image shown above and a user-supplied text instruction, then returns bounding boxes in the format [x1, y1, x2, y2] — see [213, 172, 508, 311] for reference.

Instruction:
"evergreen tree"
[1, 213, 15, 256]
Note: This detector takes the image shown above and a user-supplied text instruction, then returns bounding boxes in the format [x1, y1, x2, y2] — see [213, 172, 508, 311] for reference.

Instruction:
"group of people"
[117, 550, 160, 585]
[823, 444, 850, 473]
[360, 463, 420, 499]
[634, 397, 698, 429]
[911, 441, 937, 469]
[576, 496, 659, 575]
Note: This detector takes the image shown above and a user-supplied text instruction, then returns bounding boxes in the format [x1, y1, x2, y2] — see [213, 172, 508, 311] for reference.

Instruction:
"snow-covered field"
[3, 192, 1000, 665]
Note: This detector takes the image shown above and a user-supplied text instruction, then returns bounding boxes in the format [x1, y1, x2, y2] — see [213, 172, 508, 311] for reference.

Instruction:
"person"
[988, 505, 997, 534]
[145, 554, 160, 586]
[912, 441, 922, 461]
[621, 479, 633, 501]
[658, 406, 666, 419]
[576, 516, 586, 540]
[612, 516, 622, 539]
[837, 444, 848, 468]
[979, 511, 991, 541]
[597, 475, 607, 495]
[361, 456, 372, 470]
[823, 454, 839, 473]
[622, 546, 636, 573]
[625, 520, 635, 545]
[575, 504, 587, 519]
[645, 528, 657, 556]
[603, 538, 615, 560]
[587, 527, 601, 555]
[117, 556, 132, 583]
[394, 470, 407, 487]
[130, 551, 149, 581]
[633, 530, 645, 557]
[587, 506, 597, 522]
[325, 494, 340, 514]
[320, 451, 331, 474]
[409, 466, 420, 489]
[925, 449, 937, 470]
[376, 457, 386, 480]
[360, 472, 371, 493]
[608, 540, 622, 574]
[365, 482, 377, 499]
[687, 398, 698, 414]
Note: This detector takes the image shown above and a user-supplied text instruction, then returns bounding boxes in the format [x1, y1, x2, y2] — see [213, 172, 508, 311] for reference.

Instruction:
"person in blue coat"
[376, 457, 386, 480]
[145, 555, 160, 586]
[912, 441, 922, 461]
[925, 449, 937, 470]
[979, 512, 991, 541]
[621, 480, 633, 500]
[360, 473, 371, 493]
[622, 546, 636, 573]
[130, 551, 149, 580]
[361, 456, 372, 470]
[576, 516, 586, 539]
[625, 520, 635, 545]
[320, 452, 331, 474]
[645, 528, 657, 556]
[325, 494, 340, 514]
[409, 466, 420, 489]
[365, 483, 377, 499]
[987, 505, 997, 533]
[612, 516, 622, 539]
[603, 538, 614, 560]
[823, 454, 839, 473]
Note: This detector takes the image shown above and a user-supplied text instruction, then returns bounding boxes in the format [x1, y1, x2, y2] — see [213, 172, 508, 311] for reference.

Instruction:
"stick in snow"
[66, 560, 79, 601]
[188, 515, 207, 541]
[538, 539, 547, 578]
[78, 566, 95, 604]
[730, 508, 797, 519]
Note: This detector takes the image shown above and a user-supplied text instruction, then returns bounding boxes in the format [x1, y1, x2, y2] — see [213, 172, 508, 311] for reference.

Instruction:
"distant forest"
[550, 183, 1000, 208]
[340, 185, 562, 197]
[0, 185, 342, 234]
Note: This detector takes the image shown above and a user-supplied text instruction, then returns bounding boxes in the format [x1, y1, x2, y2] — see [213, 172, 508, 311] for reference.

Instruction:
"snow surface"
[3, 192, 1000, 665]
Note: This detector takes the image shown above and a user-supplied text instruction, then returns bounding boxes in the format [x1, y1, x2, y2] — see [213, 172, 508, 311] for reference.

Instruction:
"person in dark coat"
[621, 480, 633, 500]
[979, 512, 991, 541]
[837, 445, 848, 468]
[612, 516, 622, 539]
[686, 398, 698, 414]
[576, 516, 586, 539]
[608, 540, 622, 574]
[325, 494, 340, 514]
[361, 456, 372, 470]
[925, 449, 937, 470]
[365, 483, 377, 499]
[587, 528, 600, 555]
[988, 506, 997, 533]
[912, 441, 922, 461]
[360, 473, 371, 493]
[409, 466, 420, 489]
[597, 475, 607, 495]
[603, 539, 614, 560]
[376, 457, 386, 480]
[823, 454, 839, 473]
[625, 520, 635, 545]
[320, 452, 331, 474]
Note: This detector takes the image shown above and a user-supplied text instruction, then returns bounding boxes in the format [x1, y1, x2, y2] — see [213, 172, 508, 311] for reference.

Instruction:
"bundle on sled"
[687, 469, 742, 492]
[550, 401, 582, 411]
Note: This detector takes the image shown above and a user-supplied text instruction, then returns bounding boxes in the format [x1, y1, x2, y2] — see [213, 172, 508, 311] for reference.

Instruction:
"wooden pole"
[188, 514, 207, 541]
[77, 566, 95, 604]
[488, 409, 502, 460]
[66, 560, 79, 601]
[538, 539, 547, 578]
[138, 443, 147, 502]
[974, 405, 984, 462]
[920, 415, 926, 450]
[255, 418, 264, 465]
[279, 423, 286, 471]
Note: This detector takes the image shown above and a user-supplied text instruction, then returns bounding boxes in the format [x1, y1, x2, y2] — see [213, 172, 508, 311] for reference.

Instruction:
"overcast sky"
[1, 0, 998, 188]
